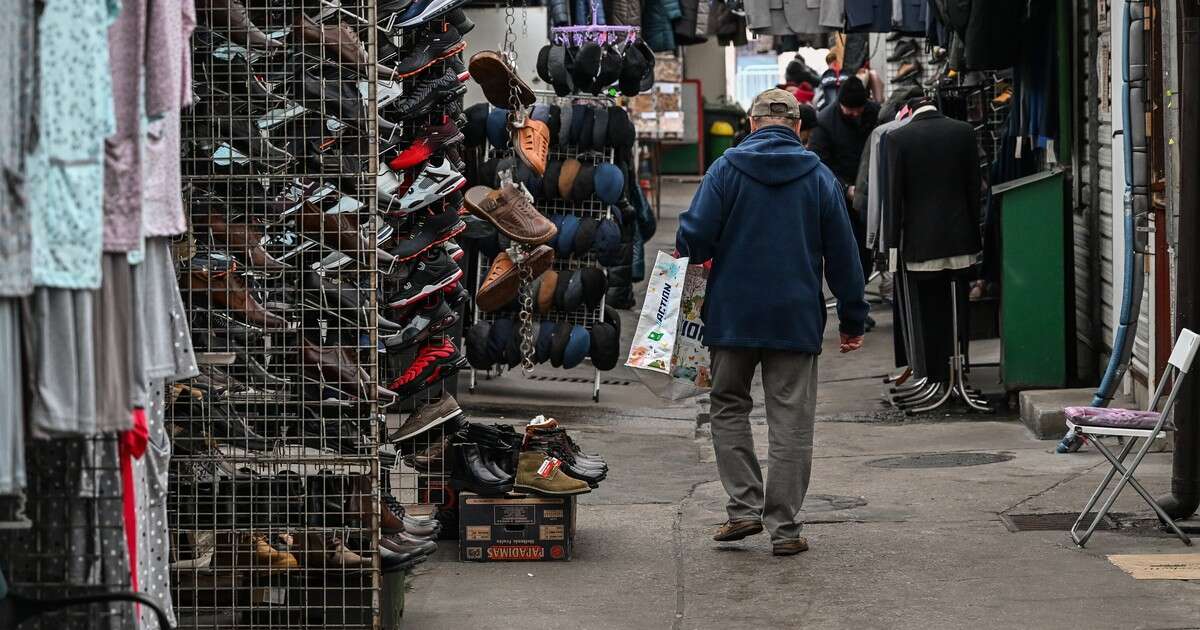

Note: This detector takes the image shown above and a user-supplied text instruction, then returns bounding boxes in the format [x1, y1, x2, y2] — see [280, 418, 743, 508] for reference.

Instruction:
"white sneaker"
[391, 156, 465, 215]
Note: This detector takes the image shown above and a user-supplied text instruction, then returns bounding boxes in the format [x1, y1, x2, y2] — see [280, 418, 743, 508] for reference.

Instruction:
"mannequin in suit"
[884, 100, 982, 382]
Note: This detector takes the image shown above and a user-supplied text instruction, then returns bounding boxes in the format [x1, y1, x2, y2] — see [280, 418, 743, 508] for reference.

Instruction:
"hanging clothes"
[745, 0, 830, 36]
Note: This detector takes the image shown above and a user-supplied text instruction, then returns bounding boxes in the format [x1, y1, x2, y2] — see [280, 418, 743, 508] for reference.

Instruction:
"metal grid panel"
[171, 1, 384, 627]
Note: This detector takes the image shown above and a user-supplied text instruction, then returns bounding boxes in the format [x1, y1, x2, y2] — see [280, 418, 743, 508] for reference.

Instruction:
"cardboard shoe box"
[458, 492, 577, 562]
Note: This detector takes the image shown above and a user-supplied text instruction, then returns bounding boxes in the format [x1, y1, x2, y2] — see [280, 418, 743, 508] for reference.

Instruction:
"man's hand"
[839, 333, 864, 353]
[847, 185, 856, 200]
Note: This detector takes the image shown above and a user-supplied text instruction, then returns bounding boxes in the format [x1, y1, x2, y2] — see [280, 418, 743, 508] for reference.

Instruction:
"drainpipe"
[1157, 11, 1200, 521]
[1090, 0, 1151, 408]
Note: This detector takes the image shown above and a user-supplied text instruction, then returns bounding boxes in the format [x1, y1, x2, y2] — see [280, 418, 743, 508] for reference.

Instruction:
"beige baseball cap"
[749, 88, 802, 119]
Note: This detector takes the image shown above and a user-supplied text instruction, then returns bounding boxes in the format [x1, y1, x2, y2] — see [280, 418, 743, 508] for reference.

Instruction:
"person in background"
[808, 77, 880, 327]
[797, 103, 817, 146]
[676, 88, 868, 557]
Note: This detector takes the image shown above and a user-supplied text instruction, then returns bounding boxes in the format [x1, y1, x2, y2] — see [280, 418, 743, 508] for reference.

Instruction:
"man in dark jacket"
[808, 76, 880, 293]
[676, 88, 868, 557]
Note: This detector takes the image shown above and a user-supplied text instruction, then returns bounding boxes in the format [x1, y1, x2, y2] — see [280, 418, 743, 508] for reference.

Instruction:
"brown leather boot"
[203, 213, 290, 271]
[185, 268, 289, 329]
[197, 0, 284, 50]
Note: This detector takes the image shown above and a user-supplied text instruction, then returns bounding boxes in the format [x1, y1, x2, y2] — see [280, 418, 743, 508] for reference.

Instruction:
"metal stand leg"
[469, 367, 476, 393]
[593, 368, 601, 402]
[890, 376, 928, 395]
[906, 280, 994, 415]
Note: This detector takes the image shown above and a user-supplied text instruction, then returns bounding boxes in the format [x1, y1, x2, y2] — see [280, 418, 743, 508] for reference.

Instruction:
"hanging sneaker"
[388, 338, 468, 399]
[389, 156, 466, 216]
[388, 206, 466, 262]
[383, 298, 460, 350]
[392, 26, 466, 79]
[388, 119, 465, 172]
[390, 69, 460, 119]
[386, 248, 464, 308]
[388, 394, 465, 442]
[396, 0, 469, 28]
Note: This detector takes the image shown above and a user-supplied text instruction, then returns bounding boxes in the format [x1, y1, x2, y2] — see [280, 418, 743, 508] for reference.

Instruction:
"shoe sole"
[388, 268, 464, 308]
[513, 483, 592, 496]
[713, 521, 764, 542]
[392, 41, 467, 80]
[467, 51, 536, 109]
[389, 174, 467, 216]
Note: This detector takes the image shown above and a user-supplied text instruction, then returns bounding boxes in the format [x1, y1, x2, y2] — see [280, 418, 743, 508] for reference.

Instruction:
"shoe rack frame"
[376, 9, 466, 541]
[468, 93, 616, 403]
[172, 1, 387, 628]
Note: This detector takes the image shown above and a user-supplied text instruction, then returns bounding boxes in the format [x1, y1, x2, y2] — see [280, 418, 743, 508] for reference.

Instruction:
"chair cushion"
[1064, 406, 1174, 431]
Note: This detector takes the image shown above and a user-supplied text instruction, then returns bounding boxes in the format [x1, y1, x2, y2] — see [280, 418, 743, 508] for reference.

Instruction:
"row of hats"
[466, 310, 622, 371]
[477, 156, 627, 207]
[466, 103, 636, 154]
[536, 39, 657, 97]
[471, 214, 623, 267]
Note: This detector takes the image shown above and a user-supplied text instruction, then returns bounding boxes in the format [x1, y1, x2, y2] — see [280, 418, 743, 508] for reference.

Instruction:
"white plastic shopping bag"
[626, 251, 711, 399]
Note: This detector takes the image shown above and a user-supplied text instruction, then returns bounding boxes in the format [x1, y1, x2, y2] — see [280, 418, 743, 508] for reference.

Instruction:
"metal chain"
[514, 247, 537, 373]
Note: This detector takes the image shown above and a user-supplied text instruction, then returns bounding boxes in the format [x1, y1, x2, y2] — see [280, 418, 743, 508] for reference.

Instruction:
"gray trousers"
[709, 347, 817, 543]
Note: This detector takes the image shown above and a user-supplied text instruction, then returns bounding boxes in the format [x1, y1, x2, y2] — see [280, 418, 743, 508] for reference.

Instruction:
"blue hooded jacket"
[675, 125, 869, 352]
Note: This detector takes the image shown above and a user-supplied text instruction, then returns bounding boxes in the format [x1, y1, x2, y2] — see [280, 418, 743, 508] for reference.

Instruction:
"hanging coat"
[674, 0, 710, 45]
[745, 0, 828, 36]
[643, 0, 683, 51]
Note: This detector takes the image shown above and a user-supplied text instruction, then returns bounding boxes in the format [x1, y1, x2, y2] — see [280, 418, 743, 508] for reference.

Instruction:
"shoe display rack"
[467, 93, 616, 402]
[172, 1, 393, 627]
[376, 4, 475, 548]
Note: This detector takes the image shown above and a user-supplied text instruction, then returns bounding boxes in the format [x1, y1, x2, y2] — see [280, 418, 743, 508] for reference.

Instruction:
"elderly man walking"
[676, 88, 869, 556]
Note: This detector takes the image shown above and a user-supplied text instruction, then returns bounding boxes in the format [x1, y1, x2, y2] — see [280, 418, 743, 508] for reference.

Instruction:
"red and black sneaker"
[388, 338, 468, 399]
[388, 118, 465, 171]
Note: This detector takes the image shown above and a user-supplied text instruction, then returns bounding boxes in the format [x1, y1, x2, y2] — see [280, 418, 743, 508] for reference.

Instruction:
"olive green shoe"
[514, 452, 592, 496]
[712, 519, 764, 542]
[772, 537, 810, 556]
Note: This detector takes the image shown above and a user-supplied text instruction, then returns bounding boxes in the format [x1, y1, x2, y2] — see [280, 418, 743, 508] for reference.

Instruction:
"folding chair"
[1065, 328, 1200, 547]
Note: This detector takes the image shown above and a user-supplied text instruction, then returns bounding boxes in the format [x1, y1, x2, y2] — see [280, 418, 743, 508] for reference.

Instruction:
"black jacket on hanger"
[883, 109, 982, 263]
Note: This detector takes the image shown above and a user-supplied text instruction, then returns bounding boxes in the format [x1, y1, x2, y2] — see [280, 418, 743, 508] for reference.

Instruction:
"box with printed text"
[458, 492, 577, 562]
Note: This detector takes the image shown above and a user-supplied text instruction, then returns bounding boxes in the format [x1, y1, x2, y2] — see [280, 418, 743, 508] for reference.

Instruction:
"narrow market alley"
[404, 184, 1200, 629]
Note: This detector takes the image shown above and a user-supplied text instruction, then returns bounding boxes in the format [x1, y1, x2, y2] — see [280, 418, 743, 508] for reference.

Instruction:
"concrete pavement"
[403, 183, 1200, 629]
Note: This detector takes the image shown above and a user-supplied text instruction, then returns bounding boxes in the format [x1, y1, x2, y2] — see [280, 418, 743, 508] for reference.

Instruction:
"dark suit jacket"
[883, 110, 982, 263]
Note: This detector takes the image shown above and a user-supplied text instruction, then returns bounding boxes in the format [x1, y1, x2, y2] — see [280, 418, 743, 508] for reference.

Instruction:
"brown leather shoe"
[464, 183, 557, 245]
[291, 12, 367, 66]
[197, 0, 283, 50]
[185, 267, 289, 329]
[477, 245, 555, 312]
[513, 119, 550, 176]
[299, 533, 372, 570]
[468, 50, 536, 109]
[712, 519, 764, 542]
[772, 537, 810, 556]
[299, 201, 393, 264]
[299, 338, 371, 400]
[203, 213, 290, 271]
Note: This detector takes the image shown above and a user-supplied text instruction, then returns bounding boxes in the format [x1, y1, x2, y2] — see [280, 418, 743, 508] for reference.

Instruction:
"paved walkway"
[404, 183, 1200, 629]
